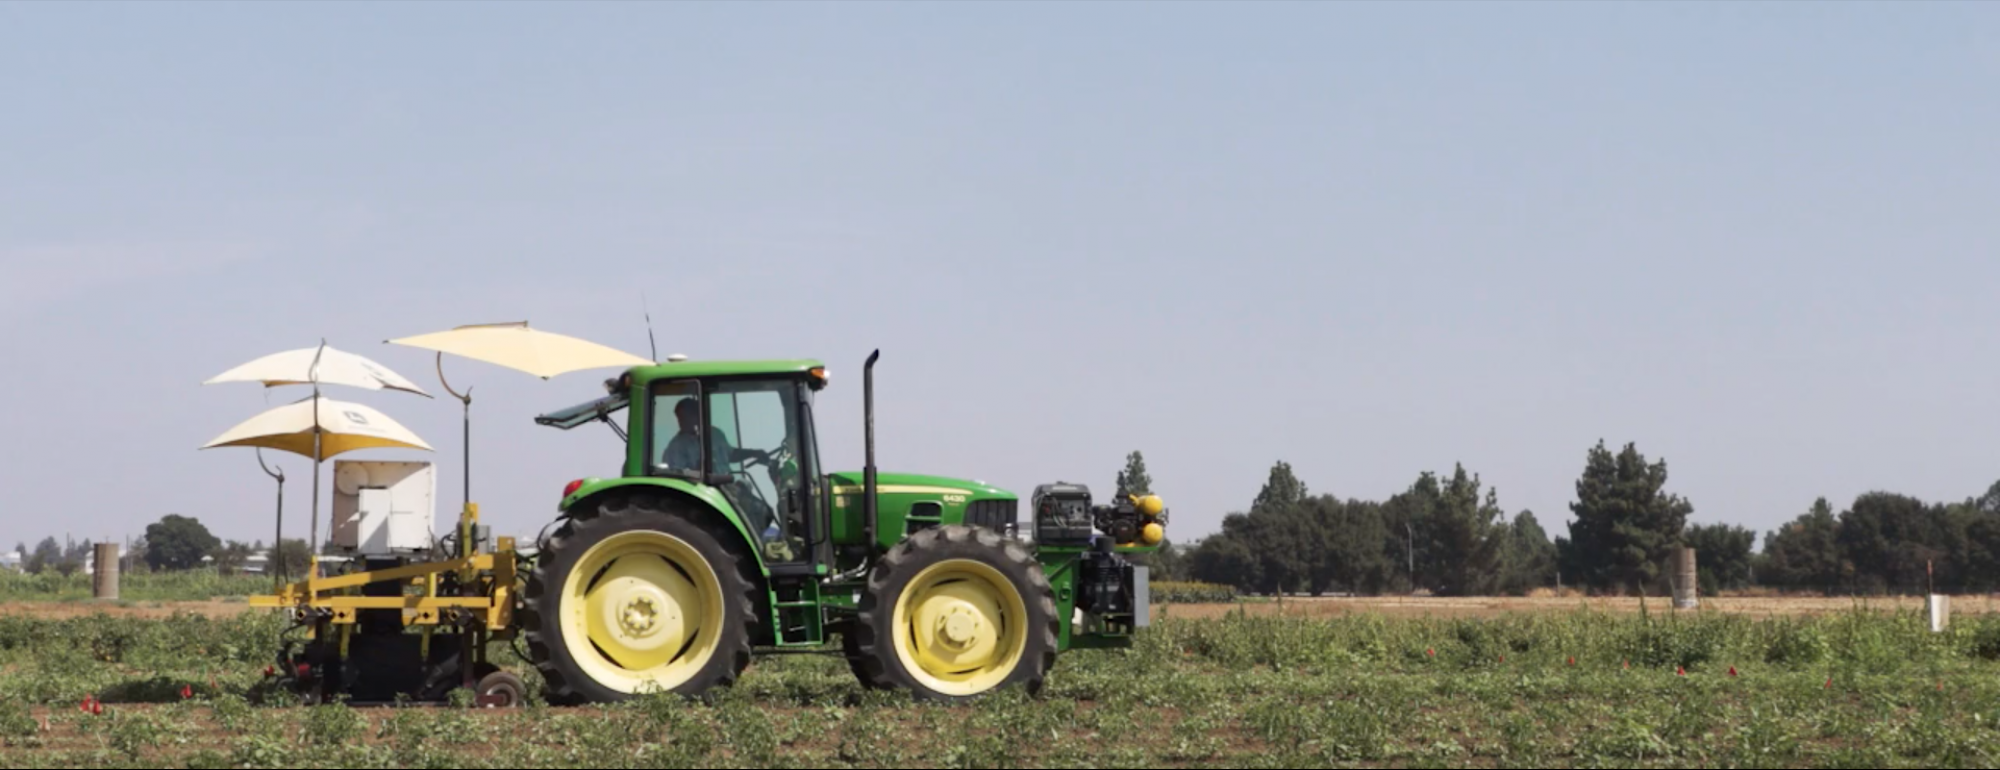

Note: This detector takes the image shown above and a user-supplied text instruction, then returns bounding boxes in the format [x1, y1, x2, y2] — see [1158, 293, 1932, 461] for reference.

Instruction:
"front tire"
[850, 525, 1057, 701]
[521, 493, 760, 704]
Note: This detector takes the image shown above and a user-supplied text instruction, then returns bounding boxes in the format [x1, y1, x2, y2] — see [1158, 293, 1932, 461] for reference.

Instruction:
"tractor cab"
[537, 359, 835, 574]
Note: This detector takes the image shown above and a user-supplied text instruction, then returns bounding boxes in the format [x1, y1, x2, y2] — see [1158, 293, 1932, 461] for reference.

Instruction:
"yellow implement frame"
[249, 504, 518, 633]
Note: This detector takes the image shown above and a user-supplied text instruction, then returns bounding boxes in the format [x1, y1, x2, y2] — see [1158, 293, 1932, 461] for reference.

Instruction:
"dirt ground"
[1160, 593, 1999, 620]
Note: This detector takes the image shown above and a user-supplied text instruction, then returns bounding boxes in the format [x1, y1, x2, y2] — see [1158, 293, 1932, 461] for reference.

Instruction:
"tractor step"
[769, 576, 827, 647]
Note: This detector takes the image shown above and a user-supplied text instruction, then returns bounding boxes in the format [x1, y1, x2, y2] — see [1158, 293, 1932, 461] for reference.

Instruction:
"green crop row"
[5, 606, 2000, 767]
[0, 569, 272, 603]
[1151, 581, 1237, 603]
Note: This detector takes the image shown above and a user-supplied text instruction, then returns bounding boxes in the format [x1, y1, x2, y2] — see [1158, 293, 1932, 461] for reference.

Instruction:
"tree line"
[1121, 441, 2000, 598]
[9, 514, 310, 577]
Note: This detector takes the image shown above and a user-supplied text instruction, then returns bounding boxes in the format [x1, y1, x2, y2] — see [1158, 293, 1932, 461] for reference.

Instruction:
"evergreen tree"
[1116, 451, 1153, 496]
[1252, 461, 1309, 515]
[1683, 522, 1756, 595]
[1499, 510, 1558, 595]
[1563, 440, 1694, 594]
[1761, 497, 1842, 593]
[1425, 465, 1507, 596]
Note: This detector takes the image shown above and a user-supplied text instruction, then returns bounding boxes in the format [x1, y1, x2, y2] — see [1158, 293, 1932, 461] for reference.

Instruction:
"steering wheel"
[742, 443, 794, 470]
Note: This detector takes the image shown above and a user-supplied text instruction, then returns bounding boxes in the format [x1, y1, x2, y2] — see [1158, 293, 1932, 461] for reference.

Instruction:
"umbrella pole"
[275, 473, 284, 589]
[309, 342, 326, 568]
[258, 449, 285, 591]
[311, 417, 322, 563]
[437, 353, 473, 559]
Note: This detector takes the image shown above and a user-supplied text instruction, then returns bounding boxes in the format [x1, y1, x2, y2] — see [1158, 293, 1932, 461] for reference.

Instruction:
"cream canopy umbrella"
[385, 321, 653, 524]
[387, 321, 653, 380]
[204, 340, 432, 397]
[202, 394, 434, 568]
[203, 394, 435, 458]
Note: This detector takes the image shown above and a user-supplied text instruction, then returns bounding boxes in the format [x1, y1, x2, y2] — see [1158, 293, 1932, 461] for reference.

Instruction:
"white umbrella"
[205, 340, 432, 397]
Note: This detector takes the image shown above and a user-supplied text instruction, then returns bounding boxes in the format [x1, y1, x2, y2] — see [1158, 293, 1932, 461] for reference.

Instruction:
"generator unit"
[329, 460, 438, 556]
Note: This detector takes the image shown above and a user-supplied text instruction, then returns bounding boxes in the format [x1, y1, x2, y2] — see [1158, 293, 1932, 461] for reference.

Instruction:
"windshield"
[649, 377, 806, 560]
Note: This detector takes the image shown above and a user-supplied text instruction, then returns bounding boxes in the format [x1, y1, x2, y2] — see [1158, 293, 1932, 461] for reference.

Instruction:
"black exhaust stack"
[864, 349, 880, 549]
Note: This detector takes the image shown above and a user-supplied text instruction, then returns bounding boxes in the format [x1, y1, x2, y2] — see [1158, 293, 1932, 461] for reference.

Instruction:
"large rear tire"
[850, 525, 1057, 701]
[521, 492, 760, 704]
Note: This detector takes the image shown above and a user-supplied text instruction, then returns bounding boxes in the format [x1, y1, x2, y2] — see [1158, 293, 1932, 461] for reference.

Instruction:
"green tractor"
[516, 350, 1166, 702]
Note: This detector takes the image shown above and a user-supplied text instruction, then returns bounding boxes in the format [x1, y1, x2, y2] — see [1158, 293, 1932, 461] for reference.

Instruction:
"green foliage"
[271, 538, 313, 579]
[1116, 450, 1152, 496]
[0, 567, 269, 602]
[1761, 617, 1830, 665]
[1250, 460, 1308, 515]
[1684, 522, 1757, 595]
[27, 537, 60, 575]
[1836, 491, 1945, 595]
[1153, 581, 1237, 603]
[4, 607, 2000, 767]
[1192, 461, 1529, 598]
[143, 514, 221, 572]
[1499, 510, 1558, 595]
[1129, 538, 1185, 582]
[1416, 465, 1508, 596]
[211, 541, 254, 575]
[1761, 497, 1843, 593]
[1563, 440, 1694, 595]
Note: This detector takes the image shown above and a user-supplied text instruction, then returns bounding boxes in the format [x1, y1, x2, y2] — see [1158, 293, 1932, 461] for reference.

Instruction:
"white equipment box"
[330, 460, 436, 556]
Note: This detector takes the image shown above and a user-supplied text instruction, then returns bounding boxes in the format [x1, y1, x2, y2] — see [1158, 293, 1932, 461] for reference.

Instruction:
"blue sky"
[3, 2, 1998, 553]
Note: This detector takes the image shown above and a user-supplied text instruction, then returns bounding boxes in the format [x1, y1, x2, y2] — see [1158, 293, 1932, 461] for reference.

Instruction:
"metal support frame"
[250, 535, 518, 632]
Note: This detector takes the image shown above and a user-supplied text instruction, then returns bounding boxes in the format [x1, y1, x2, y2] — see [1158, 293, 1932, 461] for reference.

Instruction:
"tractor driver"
[662, 397, 768, 472]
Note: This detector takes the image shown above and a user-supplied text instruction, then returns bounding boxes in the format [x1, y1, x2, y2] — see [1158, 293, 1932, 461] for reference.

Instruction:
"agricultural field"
[0, 570, 269, 606]
[4, 592, 2000, 768]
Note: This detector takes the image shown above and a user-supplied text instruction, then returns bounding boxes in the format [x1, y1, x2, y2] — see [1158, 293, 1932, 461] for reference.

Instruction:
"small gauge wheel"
[475, 670, 526, 708]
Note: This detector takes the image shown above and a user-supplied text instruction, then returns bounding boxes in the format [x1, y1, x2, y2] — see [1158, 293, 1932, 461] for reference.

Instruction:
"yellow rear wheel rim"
[559, 530, 723, 694]
[891, 558, 1028, 696]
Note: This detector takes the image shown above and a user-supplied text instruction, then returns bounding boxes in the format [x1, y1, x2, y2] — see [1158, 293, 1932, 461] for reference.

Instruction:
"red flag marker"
[1825, 676, 1832, 688]
[1728, 666, 1738, 677]
[1622, 660, 1630, 670]
[181, 685, 192, 700]
[1676, 666, 1686, 677]
[1426, 648, 1434, 657]
[1567, 656, 1576, 667]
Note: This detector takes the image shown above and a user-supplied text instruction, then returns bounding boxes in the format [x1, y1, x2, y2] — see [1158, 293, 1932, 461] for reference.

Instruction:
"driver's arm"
[710, 428, 765, 464]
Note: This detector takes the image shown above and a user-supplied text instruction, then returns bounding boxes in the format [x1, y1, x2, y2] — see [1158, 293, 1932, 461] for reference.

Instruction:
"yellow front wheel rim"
[891, 558, 1028, 696]
[559, 530, 723, 694]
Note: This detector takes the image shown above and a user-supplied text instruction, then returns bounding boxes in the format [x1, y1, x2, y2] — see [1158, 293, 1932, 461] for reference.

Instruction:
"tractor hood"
[824, 471, 1013, 499]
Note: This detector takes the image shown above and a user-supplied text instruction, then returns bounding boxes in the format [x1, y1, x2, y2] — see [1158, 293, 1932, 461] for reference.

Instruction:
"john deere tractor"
[256, 350, 1164, 705]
